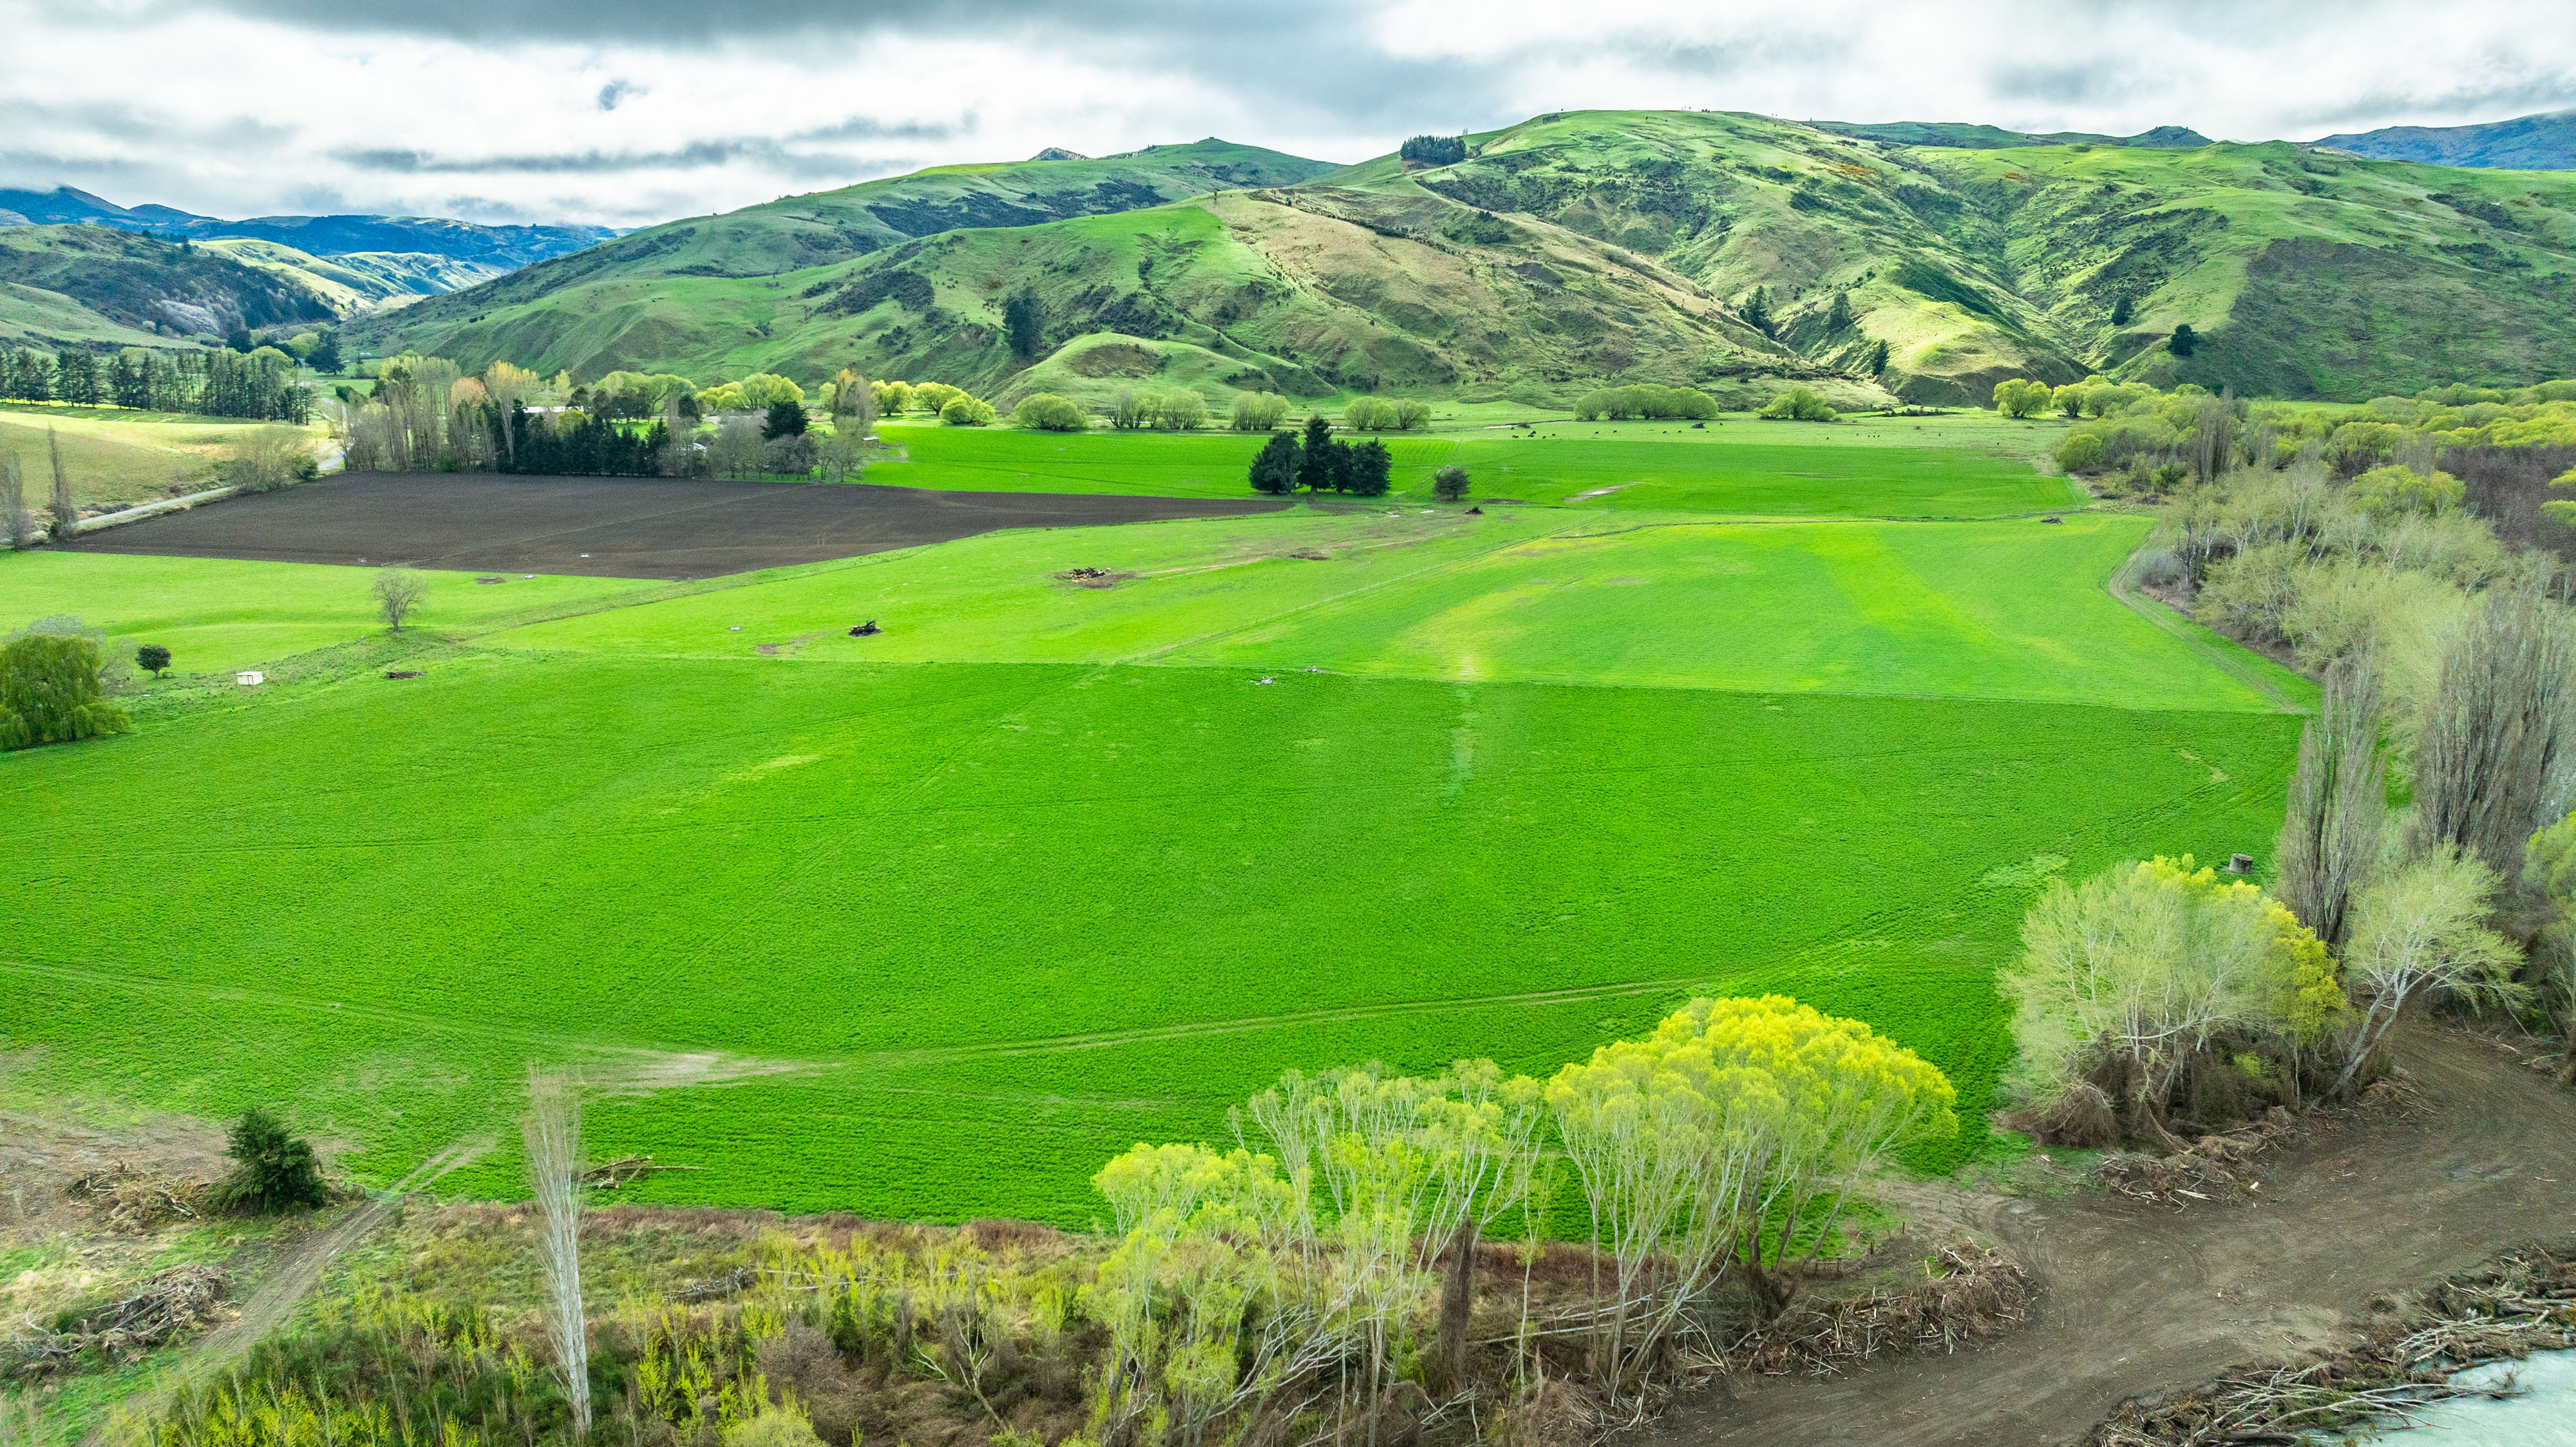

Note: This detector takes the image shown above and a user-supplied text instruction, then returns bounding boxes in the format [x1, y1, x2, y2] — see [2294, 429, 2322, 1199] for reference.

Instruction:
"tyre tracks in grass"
[2105, 543, 2306, 714]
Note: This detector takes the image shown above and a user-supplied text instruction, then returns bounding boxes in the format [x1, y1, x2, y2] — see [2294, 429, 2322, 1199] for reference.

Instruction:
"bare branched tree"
[2409, 587, 2576, 881]
[523, 1067, 591, 1435]
[2275, 657, 2387, 950]
[373, 568, 428, 632]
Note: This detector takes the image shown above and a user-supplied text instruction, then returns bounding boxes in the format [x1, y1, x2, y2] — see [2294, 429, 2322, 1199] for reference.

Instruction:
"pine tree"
[1345, 440, 1394, 497]
[1826, 292, 1853, 332]
[1866, 339, 1891, 375]
[1003, 292, 1043, 359]
[2110, 294, 2134, 326]
[1296, 415, 1336, 492]
[1249, 432, 1300, 495]
[1741, 287, 1772, 336]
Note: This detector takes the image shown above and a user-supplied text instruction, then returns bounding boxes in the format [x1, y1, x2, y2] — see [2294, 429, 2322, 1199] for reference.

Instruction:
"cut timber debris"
[1735, 1242, 2032, 1376]
[581, 1155, 702, 1189]
[2089, 1244, 2576, 1444]
[5, 1264, 232, 1375]
[68, 1162, 207, 1231]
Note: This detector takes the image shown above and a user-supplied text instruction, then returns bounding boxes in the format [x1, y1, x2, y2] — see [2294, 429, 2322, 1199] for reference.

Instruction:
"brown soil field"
[1640, 1023, 2576, 1446]
[61, 473, 1291, 579]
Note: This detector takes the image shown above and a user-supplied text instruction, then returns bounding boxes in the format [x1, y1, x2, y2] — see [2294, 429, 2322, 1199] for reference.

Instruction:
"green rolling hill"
[196, 239, 509, 316]
[325, 112, 2576, 406]
[0, 224, 334, 347]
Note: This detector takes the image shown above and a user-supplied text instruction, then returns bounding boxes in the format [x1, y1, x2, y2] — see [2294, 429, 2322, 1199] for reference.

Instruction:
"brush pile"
[1734, 1242, 2031, 1376]
[3, 1263, 231, 1376]
[2088, 1244, 2576, 1444]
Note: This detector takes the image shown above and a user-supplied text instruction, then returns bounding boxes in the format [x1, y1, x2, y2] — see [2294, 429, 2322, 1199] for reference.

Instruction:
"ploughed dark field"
[63, 474, 1293, 579]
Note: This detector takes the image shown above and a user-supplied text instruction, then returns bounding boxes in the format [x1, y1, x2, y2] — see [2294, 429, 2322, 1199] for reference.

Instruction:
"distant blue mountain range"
[0, 185, 616, 269]
[2311, 109, 2576, 169]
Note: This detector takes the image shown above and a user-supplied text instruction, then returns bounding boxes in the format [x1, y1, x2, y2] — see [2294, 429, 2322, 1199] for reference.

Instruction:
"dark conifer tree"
[1003, 292, 1043, 359]
[1296, 414, 1336, 492]
[1249, 431, 1300, 495]
[1345, 439, 1394, 497]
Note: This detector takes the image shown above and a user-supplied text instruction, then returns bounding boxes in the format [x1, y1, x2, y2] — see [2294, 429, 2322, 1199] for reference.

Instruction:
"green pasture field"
[0, 551, 657, 676]
[491, 507, 2288, 710]
[0, 404, 317, 510]
[0, 424, 2304, 1224]
[866, 421, 2072, 516]
[0, 648, 2298, 1223]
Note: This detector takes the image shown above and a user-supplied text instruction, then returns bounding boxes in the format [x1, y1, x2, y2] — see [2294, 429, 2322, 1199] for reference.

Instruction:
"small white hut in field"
[236, 670, 264, 686]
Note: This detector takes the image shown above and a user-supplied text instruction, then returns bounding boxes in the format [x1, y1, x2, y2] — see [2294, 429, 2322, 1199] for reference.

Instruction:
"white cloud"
[1, 0, 2570, 225]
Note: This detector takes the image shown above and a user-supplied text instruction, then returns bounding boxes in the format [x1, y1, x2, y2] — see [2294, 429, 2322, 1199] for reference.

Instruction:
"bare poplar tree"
[523, 1067, 591, 1435]
[47, 426, 75, 541]
[0, 453, 28, 549]
[2409, 587, 2576, 882]
[2274, 657, 2387, 949]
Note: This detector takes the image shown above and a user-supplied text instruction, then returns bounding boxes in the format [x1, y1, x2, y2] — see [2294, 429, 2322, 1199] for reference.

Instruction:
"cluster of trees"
[1094, 996, 1953, 1429]
[1343, 396, 1434, 430]
[1399, 134, 1469, 166]
[1575, 384, 1719, 421]
[1230, 391, 1291, 431]
[1757, 386, 1838, 422]
[1248, 416, 1395, 497]
[0, 345, 310, 421]
[872, 379, 990, 424]
[2070, 381, 2576, 1113]
[342, 355, 893, 480]
[1110, 389, 1208, 431]
[2048, 376, 2576, 487]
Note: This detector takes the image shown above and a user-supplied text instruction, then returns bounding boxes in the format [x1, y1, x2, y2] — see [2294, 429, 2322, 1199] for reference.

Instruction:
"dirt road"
[1644, 1025, 2576, 1445]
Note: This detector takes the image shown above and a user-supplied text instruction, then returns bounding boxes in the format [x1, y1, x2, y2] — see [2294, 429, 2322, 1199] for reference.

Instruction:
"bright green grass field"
[0, 650, 2297, 1223]
[0, 551, 658, 677]
[493, 508, 2289, 711]
[867, 424, 2073, 516]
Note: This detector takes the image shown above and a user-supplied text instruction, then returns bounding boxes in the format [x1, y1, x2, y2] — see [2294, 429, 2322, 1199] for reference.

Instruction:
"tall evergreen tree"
[1345, 440, 1394, 497]
[1248, 432, 1300, 495]
[1296, 415, 1336, 493]
[1741, 287, 1773, 336]
[1003, 292, 1043, 359]
[1826, 292, 1853, 332]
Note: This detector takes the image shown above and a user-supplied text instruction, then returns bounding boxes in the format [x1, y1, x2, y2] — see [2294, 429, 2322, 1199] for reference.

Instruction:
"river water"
[2344, 1349, 2576, 1444]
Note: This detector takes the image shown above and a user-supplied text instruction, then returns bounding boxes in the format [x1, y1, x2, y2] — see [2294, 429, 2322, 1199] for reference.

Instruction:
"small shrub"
[938, 396, 996, 426]
[212, 1107, 330, 1215]
[1014, 393, 1087, 431]
[2054, 432, 2106, 474]
[1432, 464, 1470, 502]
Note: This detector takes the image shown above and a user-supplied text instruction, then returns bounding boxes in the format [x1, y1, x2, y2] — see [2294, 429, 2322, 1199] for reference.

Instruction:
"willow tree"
[2004, 856, 2342, 1135]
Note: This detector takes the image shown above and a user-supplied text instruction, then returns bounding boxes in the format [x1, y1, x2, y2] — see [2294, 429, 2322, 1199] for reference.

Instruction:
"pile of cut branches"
[3, 1263, 231, 1377]
[67, 1162, 208, 1231]
[2088, 1244, 2576, 1444]
[1731, 1242, 2031, 1377]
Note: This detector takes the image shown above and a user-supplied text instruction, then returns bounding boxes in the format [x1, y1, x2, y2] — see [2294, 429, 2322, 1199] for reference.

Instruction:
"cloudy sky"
[5, 0, 2573, 227]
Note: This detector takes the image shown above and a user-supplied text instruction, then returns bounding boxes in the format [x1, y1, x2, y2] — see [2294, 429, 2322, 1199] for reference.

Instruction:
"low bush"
[212, 1106, 330, 1214]
[939, 397, 996, 426]
[1757, 386, 1837, 422]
